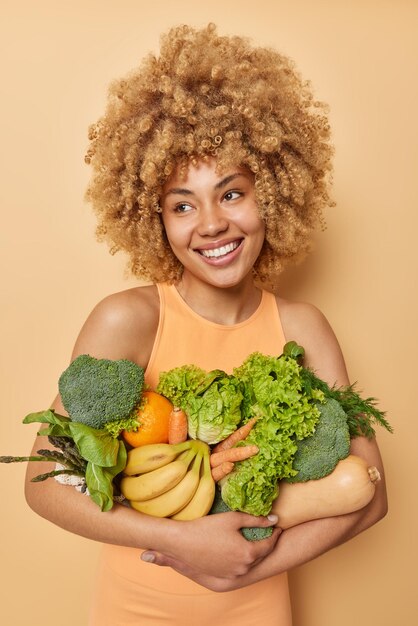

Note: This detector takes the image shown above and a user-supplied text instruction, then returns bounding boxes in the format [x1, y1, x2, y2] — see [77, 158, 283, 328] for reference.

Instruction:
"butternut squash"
[270, 455, 381, 529]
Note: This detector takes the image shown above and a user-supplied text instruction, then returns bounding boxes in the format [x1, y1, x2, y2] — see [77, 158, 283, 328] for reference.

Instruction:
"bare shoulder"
[276, 295, 350, 387]
[71, 284, 159, 368]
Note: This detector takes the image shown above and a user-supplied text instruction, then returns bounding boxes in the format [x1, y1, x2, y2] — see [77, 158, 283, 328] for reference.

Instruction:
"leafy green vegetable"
[157, 365, 208, 409]
[85, 440, 127, 511]
[3, 344, 391, 520]
[18, 409, 127, 511]
[24, 410, 121, 468]
[283, 340, 305, 361]
[58, 354, 144, 430]
[219, 343, 391, 516]
[24, 409, 72, 428]
[67, 423, 121, 467]
[157, 367, 244, 444]
[286, 397, 350, 482]
[220, 352, 324, 516]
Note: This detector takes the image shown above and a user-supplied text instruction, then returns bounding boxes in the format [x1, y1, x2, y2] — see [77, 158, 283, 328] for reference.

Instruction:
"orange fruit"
[122, 391, 173, 447]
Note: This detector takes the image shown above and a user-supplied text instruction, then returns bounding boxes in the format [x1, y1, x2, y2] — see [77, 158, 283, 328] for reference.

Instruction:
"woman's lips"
[194, 239, 243, 265]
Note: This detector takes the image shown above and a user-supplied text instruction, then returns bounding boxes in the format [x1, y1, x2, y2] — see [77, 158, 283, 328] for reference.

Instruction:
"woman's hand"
[141, 552, 242, 592]
[142, 510, 281, 580]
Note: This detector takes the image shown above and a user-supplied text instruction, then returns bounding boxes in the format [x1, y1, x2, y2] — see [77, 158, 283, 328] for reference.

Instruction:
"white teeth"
[200, 241, 240, 258]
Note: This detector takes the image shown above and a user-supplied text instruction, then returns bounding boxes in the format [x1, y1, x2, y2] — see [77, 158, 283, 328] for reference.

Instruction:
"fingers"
[238, 512, 279, 528]
[139, 524, 283, 587]
[140, 551, 158, 564]
[141, 551, 178, 568]
[140, 551, 227, 590]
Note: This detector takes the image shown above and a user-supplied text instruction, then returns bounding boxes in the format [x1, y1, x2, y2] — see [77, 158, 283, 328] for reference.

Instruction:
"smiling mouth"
[197, 240, 242, 259]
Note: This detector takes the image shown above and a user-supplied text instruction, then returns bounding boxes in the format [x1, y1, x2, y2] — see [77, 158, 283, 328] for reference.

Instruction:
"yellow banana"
[130, 453, 202, 517]
[120, 447, 196, 502]
[171, 452, 215, 520]
[124, 440, 193, 476]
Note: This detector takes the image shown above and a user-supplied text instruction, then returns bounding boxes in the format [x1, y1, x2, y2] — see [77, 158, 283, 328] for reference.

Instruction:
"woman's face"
[160, 158, 265, 290]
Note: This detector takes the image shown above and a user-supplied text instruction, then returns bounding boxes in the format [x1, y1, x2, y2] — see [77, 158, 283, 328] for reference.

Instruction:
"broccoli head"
[58, 354, 145, 430]
[286, 397, 350, 482]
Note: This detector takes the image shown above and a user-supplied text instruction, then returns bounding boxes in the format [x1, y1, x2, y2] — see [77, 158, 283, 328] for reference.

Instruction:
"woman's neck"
[174, 275, 262, 325]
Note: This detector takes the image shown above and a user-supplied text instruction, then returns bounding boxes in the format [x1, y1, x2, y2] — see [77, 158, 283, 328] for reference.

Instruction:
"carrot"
[168, 407, 189, 444]
[211, 461, 234, 482]
[210, 445, 259, 468]
[212, 417, 258, 453]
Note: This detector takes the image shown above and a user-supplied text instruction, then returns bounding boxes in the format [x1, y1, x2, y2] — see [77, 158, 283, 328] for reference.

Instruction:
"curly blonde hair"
[85, 23, 333, 284]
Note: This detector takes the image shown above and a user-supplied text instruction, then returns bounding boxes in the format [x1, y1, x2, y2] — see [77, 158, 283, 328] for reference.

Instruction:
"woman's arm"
[157, 434, 385, 591]
[25, 432, 280, 579]
[140, 302, 388, 589]
[24, 287, 280, 579]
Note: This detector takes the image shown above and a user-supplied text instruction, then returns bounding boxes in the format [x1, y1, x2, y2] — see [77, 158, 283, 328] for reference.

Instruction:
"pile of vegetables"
[158, 341, 391, 517]
[1, 356, 146, 511]
[157, 366, 244, 444]
[1, 342, 392, 535]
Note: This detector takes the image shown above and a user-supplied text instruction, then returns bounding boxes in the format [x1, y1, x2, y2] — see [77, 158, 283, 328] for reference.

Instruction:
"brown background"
[0, 1, 416, 624]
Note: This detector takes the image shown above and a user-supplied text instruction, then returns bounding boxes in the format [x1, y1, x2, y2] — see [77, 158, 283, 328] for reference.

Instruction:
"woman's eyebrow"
[164, 186, 193, 196]
[214, 173, 246, 190]
[165, 173, 247, 197]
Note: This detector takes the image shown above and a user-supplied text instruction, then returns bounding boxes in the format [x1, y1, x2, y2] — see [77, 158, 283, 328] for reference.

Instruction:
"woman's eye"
[174, 202, 193, 213]
[223, 190, 241, 202]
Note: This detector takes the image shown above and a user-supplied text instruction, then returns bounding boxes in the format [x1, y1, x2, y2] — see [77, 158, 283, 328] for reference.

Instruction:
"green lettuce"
[157, 366, 243, 444]
[220, 352, 324, 516]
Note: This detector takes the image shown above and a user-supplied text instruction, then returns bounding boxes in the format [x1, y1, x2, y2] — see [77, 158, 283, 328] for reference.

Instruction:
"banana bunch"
[120, 439, 215, 519]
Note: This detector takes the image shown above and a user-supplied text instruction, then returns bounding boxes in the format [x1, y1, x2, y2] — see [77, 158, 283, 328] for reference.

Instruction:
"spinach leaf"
[68, 422, 120, 467]
[22, 409, 126, 511]
[85, 441, 127, 511]
[24, 410, 73, 438]
[23, 410, 71, 425]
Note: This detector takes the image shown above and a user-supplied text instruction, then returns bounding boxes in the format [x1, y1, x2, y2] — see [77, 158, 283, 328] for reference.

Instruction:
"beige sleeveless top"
[145, 282, 287, 387]
[92, 283, 291, 624]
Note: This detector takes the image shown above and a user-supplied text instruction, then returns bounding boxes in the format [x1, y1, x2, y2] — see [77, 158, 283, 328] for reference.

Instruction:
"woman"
[25, 24, 387, 625]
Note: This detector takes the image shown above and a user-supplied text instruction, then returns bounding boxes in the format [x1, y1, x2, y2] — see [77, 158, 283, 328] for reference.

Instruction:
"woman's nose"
[197, 204, 229, 237]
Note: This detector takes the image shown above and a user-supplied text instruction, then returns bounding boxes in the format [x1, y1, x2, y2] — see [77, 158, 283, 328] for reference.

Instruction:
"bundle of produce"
[117, 415, 259, 518]
[157, 341, 392, 521]
[1, 355, 147, 511]
[1, 342, 392, 532]
[1, 354, 222, 517]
